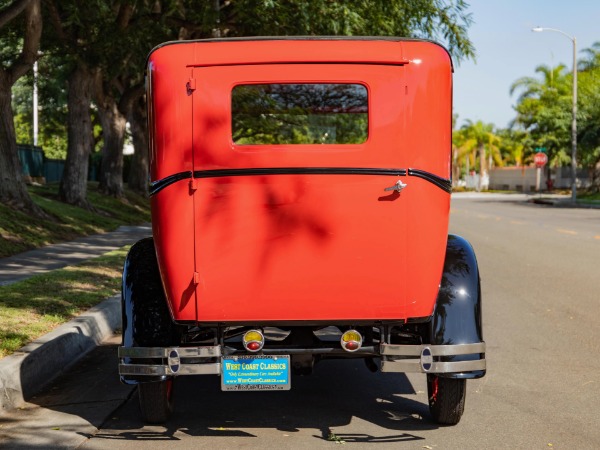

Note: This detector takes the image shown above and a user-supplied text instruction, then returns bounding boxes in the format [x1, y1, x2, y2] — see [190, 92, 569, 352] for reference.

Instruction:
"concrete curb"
[0, 295, 121, 414]
[530, 197, 600, 208]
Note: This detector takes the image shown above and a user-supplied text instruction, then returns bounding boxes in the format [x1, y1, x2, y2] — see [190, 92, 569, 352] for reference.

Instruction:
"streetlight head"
[532, 27, 544, 32]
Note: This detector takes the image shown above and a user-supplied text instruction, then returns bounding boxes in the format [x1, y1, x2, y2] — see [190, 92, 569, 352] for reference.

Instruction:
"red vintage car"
[119, 37, 486, 425]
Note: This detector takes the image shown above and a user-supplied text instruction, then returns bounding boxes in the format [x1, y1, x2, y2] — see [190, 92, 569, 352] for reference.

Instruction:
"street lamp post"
[33, 60, 38, 147]
[532, 26, 577, 202]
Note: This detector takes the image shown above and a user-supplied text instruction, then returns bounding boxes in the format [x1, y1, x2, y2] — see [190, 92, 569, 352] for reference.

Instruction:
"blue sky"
[453, 0, 600, 130]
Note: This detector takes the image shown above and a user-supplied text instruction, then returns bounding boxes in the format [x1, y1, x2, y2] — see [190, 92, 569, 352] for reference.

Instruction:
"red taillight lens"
[344, 341, 360, 351]
[246, 341, 261, 351]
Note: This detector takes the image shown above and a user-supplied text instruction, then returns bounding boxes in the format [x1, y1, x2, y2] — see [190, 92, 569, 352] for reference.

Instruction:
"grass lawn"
[0, 182, 150, 357]
[0, 247, 128, 357]
[0, 182, 150, 258]
[579, 191, 600, 202]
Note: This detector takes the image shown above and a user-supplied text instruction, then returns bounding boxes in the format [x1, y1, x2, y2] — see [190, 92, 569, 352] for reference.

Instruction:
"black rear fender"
[121, 237, 178, 384]
[430, 234, 485, 379]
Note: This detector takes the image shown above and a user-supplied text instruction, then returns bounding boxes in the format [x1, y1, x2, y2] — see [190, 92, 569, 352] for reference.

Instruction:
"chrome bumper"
[380, 342, 486, 373]
[119, 341, 485, 377]
[119, 346, 222, 376]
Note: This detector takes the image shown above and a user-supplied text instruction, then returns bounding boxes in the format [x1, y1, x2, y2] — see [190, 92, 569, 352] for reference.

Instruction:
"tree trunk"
[96, 92, 126, 198]
[0, 73, 35, 210]
[127, 96, 149, 196]
[59, 64, 94, 208]
[0, 0, 48, 219]
[0, 0, 31, 29]
[452, 148, 459, 188]
[478, 144, 486, 192]
[465, 154, 470, 175]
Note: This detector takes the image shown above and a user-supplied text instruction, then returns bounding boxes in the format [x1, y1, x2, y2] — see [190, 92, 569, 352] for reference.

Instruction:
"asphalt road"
[1, 194, 599, 449]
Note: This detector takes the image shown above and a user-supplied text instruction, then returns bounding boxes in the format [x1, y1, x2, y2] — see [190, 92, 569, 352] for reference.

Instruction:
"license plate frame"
[221, 355, 291, 391]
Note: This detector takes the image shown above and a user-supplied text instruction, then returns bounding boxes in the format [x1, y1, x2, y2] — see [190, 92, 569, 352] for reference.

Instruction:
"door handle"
[384, 180, 408, 193]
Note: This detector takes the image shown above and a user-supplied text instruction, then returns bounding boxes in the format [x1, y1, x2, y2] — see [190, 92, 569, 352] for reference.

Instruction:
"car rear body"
[119, 38, 485, 424]
[147, 38, 451, 324]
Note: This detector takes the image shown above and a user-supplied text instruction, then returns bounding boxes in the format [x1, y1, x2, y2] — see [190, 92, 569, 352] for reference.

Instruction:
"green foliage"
[213, 0, 475, 62]
[3, 0, 475, 191]
[510, 64, 572, 168]
[509, 44, 600, 190]
[453, 120, 500, 173]
[577, 54, 600, 174]
[11, 51, 69, 159]
[579, 191, 600, 201]
[0, 1, 27, 70]
[496, 128, 528, 166]
[13, 112, 31, 144]
[8, 0, 600, 192]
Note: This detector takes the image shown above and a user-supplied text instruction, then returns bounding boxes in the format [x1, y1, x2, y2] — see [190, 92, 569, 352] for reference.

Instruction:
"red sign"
[534, 152, 548, 167]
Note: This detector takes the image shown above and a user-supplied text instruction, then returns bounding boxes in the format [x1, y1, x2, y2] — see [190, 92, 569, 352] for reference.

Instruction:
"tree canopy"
[449, 41, 600, 193]
[2, 0, 476, 214]
[4, 1, 600, 202]
[510, 64, 572, 169]
[508, 46, 600, 190]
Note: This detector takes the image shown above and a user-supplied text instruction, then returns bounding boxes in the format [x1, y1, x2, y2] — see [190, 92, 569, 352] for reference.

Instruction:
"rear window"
[232, 83, 368, 145]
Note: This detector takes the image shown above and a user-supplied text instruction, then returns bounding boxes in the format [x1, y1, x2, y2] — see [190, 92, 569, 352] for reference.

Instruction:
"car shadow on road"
[84, 355, 438, 445]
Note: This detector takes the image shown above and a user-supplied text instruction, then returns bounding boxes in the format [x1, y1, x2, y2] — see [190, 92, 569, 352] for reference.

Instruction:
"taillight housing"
[340, 329, 363, 352]
[243, 329, 265, 352]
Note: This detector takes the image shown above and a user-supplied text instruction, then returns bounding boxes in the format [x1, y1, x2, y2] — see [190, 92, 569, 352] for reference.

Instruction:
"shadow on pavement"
[0, 338, 135, 450]
[87, 357, 438, 445]
[3, 341, 440, 448]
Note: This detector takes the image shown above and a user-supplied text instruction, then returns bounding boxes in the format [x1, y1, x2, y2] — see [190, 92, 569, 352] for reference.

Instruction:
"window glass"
[232, 83, 368, 145]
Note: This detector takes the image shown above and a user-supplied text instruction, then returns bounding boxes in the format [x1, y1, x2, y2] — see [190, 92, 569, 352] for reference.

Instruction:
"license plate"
[221, 355, 290, 391]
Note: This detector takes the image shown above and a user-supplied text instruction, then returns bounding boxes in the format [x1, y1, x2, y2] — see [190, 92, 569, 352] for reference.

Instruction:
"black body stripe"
[407, 169, 452, 193]
[149, 167, 451, 196]
[193, 167, 407, 178]
[149, 171, 192, 196]
[187, 61, 408, 68]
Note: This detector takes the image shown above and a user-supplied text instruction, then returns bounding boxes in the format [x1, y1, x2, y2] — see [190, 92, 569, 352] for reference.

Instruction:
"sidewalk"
[0, 224, 151, 414]
[452, 191, 600, 208]
[0, 224, 151, 286]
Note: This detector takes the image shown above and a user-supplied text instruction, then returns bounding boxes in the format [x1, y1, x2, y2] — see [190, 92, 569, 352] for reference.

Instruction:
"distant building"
[488, 166, 590, 192]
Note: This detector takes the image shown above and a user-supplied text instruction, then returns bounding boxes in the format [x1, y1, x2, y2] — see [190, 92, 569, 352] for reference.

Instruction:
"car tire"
[427, 375, 466, 425]
[126, 238, 177, 347]
[138, 379, 174, 424]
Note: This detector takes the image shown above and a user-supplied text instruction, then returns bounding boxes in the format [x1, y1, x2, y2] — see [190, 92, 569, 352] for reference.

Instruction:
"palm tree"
[578, 41, 600, 71]
[510, 64, 572, 171]
[510, 64, 570, 105]
[456, 121, 501, 191]
[577, 42, 600, 190]
[497, 129, 527, 167]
